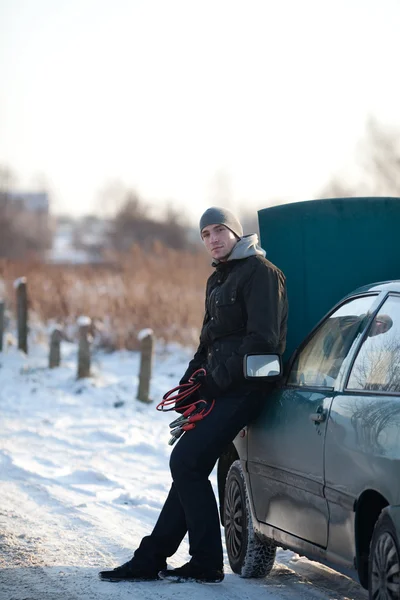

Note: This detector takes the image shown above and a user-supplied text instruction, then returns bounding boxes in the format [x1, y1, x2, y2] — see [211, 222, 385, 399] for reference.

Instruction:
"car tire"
[369, 511, 400, 600]
[224, 459, 276, 578]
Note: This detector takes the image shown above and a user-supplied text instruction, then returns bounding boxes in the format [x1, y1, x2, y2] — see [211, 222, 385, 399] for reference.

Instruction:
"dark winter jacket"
[181, 234, 288, 392]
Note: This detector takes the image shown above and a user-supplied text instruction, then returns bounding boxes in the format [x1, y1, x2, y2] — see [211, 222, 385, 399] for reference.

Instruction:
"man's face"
[201, 224, 238, 261]
[369, 315, 393, 337]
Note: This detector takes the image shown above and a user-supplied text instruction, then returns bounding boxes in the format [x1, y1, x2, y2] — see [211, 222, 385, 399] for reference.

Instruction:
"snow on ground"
[0, 342, 368, 600]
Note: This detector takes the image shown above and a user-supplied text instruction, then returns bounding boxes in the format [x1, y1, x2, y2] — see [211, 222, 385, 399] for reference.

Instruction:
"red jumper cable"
[156, 368, 215, 445]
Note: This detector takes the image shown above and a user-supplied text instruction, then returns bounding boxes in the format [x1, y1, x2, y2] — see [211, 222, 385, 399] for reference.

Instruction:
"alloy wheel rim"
[371, 532, 400, 600]
[225, 477, 244, 560]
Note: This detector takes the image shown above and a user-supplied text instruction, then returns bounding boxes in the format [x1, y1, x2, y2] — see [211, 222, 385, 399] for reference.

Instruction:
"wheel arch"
[355, 489, 389, 588]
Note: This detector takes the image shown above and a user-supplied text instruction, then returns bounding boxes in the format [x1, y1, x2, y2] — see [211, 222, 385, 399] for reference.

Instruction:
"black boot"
[99, 559, 160, 582]
[158, 561, 224, 583]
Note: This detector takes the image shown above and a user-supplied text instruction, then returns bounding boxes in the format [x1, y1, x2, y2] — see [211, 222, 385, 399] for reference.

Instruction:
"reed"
[0, 245, 211, 350]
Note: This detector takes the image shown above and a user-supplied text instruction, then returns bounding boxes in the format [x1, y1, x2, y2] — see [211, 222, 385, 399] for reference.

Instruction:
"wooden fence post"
[77, 316, 91, 379]
[49, 327, 62, 368]
[14, 277, 28, 354]
[137, 329, 154, 403]
[0, 300, 4, 353]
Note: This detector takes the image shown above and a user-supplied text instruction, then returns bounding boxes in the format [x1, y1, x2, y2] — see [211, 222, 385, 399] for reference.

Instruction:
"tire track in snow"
[0, 520, 368, 600]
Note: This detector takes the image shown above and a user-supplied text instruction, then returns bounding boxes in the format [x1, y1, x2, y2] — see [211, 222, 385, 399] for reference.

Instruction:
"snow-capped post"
[77, 316, 92, 379]
[49, 326, 63, 368]
[137, 328, 154, 403]
[0, 300, 4, 352]
[14, 277, 28, 354]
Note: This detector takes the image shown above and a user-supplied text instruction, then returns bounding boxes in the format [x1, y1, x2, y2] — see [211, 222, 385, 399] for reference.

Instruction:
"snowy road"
[0, 343, 368, 600]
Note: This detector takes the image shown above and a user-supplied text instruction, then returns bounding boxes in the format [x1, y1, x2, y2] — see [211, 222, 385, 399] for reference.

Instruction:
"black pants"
[132, 389, 263, 571]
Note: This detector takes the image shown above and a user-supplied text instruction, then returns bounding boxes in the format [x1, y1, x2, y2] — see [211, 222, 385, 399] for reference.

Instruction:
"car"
[218, 279, 400, 600]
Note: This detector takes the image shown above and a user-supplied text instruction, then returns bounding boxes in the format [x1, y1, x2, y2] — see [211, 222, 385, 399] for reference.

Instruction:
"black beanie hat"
[199, 206, 243, 239]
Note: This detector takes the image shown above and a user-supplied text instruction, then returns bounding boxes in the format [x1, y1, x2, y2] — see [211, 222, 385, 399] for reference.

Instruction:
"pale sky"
[1, 0, 399, 222]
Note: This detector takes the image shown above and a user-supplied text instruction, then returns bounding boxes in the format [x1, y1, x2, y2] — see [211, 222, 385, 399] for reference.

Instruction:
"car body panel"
[240, 464, 358, 579]
[385, 505, 400, 532]
[345, 281, 400, 297]
[325, 392, 400, 507]
[324, 391, 400, 565]
[247, 387, 333, 547]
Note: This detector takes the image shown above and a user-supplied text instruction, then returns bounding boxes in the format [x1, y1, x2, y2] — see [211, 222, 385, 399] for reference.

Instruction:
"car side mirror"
[243, 354, 282, 380]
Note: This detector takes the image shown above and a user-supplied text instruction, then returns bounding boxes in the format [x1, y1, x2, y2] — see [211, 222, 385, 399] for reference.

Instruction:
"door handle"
[310, 408, 327, 424]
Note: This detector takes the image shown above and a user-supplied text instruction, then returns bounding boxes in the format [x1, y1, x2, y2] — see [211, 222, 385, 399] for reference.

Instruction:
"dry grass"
[0, 244, 212, 350]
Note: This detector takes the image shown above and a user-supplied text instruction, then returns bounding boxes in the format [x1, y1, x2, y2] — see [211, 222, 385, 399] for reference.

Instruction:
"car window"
[347, 296, 400, 392]
[288, 295, 377, 388]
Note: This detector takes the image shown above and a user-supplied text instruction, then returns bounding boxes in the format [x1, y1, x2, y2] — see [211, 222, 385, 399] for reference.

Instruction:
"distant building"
[8, 191, 49, 213]
[46, 217, 107, 264]
[0, 190, 53, 258]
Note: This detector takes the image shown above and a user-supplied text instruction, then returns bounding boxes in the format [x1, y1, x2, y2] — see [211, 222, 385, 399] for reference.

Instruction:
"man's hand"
[190, 370, 220, 402]
[179, 374, 191, 386]
[174, 389, 200, 414]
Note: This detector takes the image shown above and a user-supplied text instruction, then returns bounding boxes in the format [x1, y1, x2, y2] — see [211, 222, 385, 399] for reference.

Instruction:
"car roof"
[347, 280, 400, 297]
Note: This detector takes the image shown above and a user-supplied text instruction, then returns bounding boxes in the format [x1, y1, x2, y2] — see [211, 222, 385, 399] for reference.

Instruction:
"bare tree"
[362, 118, 400, 195]
[0, 166, 19, 257]
[106, 189, 195, 252]
[319, 118, 400, 198]
[237, 209, 260, 237]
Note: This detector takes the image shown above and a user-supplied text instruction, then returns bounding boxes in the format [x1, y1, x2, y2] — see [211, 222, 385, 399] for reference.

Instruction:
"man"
[99, 206, 288, 584]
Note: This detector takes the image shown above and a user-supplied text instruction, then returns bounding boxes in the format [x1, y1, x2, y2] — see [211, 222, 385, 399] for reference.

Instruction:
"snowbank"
[0, 342, 367, 599]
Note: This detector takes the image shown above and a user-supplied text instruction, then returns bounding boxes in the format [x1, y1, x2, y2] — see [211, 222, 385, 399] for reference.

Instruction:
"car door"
[324, 293, 400, 564]
[247, 294, 379, 548]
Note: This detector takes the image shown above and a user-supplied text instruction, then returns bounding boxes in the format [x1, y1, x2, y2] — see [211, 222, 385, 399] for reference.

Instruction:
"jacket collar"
[212, 233, 266, 267]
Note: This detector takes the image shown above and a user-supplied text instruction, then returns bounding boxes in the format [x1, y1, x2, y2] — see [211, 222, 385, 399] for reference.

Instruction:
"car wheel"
[369, 511, 400, 600]
[224, 460, 276, 578]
